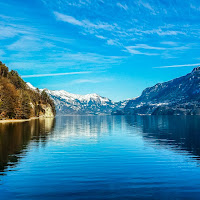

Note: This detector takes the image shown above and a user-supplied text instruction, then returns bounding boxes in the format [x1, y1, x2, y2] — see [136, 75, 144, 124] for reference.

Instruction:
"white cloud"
[154, 63, 200, 69]
[160, 41, 178, 46]
[0, 26, 27, 39]
[116, 3, 128, 10]
[138, 0, 156, 14]
[7, 36, 46, 51]
[0, 19, 38, 40]
[190, 4, 200, 11]
[107, 39, 121, 46]
[54, 11, 115, 31]
[125, 43, 189, 56]
[21, 71, 92, 78]
[129, 44, 166, 50]
[54, 12, 83, 26]
[125, 44, 166, 55]
[58, 52, 123, 65]
[125, 46, 158, 56]
[95, 35, 107, 39]
[142, 29, 185, 36]
[71, 77, 113, 84]
[157, 30, 184, 36]
[6, 51, 124, 72]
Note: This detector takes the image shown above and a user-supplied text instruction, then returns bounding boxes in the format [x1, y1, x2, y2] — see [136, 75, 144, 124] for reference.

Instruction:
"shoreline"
[0, 116, 54, 124]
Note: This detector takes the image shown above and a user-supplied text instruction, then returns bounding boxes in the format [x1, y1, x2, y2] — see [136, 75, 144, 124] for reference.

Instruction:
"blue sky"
[1, 0, 200, 101]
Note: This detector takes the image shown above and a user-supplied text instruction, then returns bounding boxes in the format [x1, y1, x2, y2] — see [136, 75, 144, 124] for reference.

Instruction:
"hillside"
[0, 62, 56, 120]
[113, 67, 200, 115]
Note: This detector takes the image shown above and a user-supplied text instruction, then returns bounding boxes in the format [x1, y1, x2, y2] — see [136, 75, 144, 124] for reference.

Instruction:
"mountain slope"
[0, 62, 56, 120]
[116, 67, 200, 115]
[46, 89, 128, 115]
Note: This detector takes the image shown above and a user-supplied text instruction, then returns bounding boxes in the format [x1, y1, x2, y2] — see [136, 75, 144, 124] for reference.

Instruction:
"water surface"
[1, 115, 200, 199]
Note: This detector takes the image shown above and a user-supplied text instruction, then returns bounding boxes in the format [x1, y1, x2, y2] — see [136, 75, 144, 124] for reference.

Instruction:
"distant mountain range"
[113, 67, 200, 115]
[27, 83, 129, 115]
[45, 89, 128, 115]
[27, 67, 200, 116]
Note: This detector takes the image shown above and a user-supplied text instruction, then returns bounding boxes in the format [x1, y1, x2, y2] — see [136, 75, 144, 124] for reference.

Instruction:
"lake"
[1, 115, 200, 199]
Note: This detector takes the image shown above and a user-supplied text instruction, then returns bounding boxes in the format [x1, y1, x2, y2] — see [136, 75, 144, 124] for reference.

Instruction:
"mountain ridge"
[113, 67, 200, 115]
[46, 89, 128, 115]
[27, 83, 129, 115]
[26, 67, 200, 116]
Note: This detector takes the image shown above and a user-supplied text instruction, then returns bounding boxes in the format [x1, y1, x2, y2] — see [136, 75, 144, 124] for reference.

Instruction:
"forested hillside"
[0, 61, 56, 120]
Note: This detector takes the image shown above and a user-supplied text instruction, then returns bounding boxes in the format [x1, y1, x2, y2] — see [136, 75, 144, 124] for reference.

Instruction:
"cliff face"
[0, 61, 56, 120]
[40, 104, 55, 118]
[114, 67, 200, 115]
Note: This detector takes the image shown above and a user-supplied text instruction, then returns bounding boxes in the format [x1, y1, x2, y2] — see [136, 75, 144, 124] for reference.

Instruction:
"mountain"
[113, 67, 200, 115]
[0, 61, 56, 120]
[45, 89, 128, 115]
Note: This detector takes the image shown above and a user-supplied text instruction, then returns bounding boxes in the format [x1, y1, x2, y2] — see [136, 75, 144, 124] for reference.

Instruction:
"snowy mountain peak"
[192, 67, 200, 73]
[25, 83, 129, 115]
[46, 90, 105, 102]
[26, 82, 36, 90]
[87, 93, 99, 97]
[45, 89, 128, 115]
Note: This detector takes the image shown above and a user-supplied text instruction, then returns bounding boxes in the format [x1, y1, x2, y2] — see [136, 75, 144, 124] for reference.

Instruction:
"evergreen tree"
[0, 61, 56, 119]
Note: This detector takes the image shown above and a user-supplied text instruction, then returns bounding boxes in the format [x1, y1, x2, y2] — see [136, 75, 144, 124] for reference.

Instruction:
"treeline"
[0, 61, 56, 120]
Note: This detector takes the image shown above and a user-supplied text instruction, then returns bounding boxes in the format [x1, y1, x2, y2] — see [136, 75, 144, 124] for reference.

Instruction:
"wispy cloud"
[107, 39, 121, 46]
[125, 43, 190, 56]
[0, 25, 31, 39]
[54, 12, 83, 26]
[71, 77, 113, 84]
[154, 63, 200, 69]
[125, 46, 158, 56]
[95, 35, 107, 39]
[56, 52, 123, 65]
[137, 0, 156, 14]
[54, 11, 115, 31]
[190, 4, 200, 11]
[7, 36, 45, 51]
[160, 41, 178, 46]
[6, 51, 124, 72]
[116, 2, 128, 10]
[125, 44, 166, 56]
[0, 14, 38, 40]
[141, 29, 185, 36]
[129, 44, 166, 50]
[21, 71, 92, 78]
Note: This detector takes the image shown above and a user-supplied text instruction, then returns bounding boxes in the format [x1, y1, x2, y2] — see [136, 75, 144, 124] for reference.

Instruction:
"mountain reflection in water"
[1, 115, 200, 174]
[0, 118, 55, 173]
[125, 115, 200, 160]
[1, 116, 200, 199]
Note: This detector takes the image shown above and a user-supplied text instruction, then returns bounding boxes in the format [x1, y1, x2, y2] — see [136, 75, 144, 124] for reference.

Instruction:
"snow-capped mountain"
[45, 89, 127, 115]
[26, 83, 128, 115]
[114, 67, 200, 115]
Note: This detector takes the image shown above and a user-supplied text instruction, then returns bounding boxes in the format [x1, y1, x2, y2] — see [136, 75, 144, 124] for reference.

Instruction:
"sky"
[1, 0, 200, 101]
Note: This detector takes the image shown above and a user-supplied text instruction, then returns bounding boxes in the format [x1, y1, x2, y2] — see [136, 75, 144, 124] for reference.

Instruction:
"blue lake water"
[1, 115, 200, 199]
